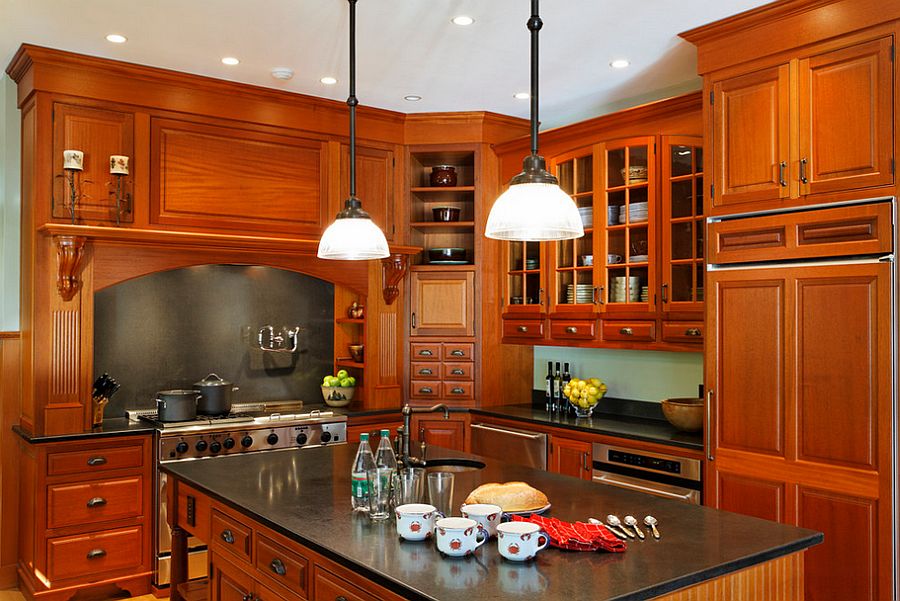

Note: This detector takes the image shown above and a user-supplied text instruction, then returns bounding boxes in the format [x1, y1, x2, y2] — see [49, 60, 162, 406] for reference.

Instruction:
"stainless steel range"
[127, 401, 348, 588]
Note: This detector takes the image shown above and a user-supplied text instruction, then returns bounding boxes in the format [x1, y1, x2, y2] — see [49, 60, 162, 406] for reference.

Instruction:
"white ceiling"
[1, 0, 770, 129]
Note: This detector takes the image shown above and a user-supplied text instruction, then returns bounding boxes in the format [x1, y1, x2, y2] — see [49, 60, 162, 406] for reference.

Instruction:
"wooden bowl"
[661, 397, 704, 432]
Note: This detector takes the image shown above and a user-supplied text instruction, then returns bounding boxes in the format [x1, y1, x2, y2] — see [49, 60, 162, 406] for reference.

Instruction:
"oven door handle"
[592, 471, 698, 503]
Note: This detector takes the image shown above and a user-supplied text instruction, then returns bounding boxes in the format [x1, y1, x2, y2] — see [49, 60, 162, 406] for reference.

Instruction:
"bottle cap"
[380, 429, 390, 436]
[360, 433, 369, 441]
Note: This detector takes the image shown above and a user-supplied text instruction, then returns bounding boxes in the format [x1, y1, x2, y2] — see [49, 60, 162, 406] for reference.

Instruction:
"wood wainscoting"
[0, 333, 22, 588]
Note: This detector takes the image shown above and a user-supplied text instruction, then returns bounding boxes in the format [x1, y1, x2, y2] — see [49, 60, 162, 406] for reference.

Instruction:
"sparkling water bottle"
[351, 433, 376, 512]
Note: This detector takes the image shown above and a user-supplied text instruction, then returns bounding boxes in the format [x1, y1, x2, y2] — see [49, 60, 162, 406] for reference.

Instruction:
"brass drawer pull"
[270, 557, 287, 576]
[565, 326, 577, 334]
[418, 349, 433, 356]
[86, 497, 107, 508]
[86, 548, 106, 560]
[450, 368, 465, 375]
[418, 368, 433, 375]
[685, 328, 702, 337]
[449, 349, 465, 357]
[221, 529, 235, 544]
[619, 327, 633, 336]
[517, 325, 528, 333]
[450, 387, 465, 395]
[86, 456, 107, 466]
[419, 387, 434, 394]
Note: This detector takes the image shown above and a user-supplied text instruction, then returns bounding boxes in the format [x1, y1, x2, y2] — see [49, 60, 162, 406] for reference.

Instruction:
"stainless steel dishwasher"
[470, 423, 548, 470]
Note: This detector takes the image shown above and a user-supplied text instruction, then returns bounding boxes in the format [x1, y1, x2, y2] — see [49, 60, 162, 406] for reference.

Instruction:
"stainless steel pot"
[156, 390, 199, 422]
[194, 373, 238, 416]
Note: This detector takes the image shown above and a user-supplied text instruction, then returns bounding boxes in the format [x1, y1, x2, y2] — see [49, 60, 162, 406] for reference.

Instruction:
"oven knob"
[209, 441, 222, 454]
[223, 437, 235, 450]
[240, 435, 253, 448]
[195, 440, 208, 452]
[175, 442, 189, 454]
[266, 433, 279, 445]
[295, 433, 308, 446]
[320, 431, 332, 443]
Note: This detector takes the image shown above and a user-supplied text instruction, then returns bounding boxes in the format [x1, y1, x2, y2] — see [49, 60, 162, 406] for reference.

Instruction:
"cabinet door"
[504, 240, 546, 316]
[798, 36, 894, 196]
[52, 104, 135, 223]
[409, 271, 474, 337]
[342, 144, 395, 241]
[712, 65, 791, 208]
[210, 552, 254, 601]
[548, 437, 591, 480]
[412, 417, 466, 452]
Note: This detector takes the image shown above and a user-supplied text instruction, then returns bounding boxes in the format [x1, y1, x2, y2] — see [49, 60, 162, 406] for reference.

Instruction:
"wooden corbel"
[381, 253, 409, 305]
[55, 235, 87, 301]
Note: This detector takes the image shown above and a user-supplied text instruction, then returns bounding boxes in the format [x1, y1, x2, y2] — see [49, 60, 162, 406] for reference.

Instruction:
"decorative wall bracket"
[55, 235, 87, 301]
[381, 253, 409, 305]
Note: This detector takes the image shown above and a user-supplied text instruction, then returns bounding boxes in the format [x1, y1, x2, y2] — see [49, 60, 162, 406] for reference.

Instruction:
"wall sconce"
[61, 149, 85, 225]
[109, 155, 131, 226]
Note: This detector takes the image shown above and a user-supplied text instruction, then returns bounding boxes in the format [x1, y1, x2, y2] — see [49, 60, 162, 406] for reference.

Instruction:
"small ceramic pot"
[395, 503, 443, 542]
[460, 504, 503, 538]
[435, 517, 488, 557]
[430, 165, 458, 187]
[497, 522, 549, 562]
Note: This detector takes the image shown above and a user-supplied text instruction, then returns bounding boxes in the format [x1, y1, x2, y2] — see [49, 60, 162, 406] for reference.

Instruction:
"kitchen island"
[163, 445, 820, 601]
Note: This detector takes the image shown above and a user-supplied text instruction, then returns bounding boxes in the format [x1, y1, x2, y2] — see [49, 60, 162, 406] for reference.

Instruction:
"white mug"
[395, 503, 442, 542]
[435, 517, 488, 557]
[497, 522, 550, 561]
[460, 503, 503, 537]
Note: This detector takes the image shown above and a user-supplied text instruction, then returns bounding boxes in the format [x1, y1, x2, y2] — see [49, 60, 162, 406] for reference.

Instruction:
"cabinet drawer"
[549, 319, 597, 340]
[503, 319, 545, 339]
[211, 509, 252, 563]
[442, 362, 474, 381]
[47, 525, 143, 582]
[411, 362, 440, 380]
[662, 321, 704, 344]
[442, 382, 474, 400]
[410, 343, 441, 361]
[255, 534, 308, 599]
[47, 444, 144, 477]
[48, 476, 143, 529]
[602, 321, 656, 342]
[314, 566, 378, 601]
[442, 343, 473, 361]
[409, 380, 441, 400]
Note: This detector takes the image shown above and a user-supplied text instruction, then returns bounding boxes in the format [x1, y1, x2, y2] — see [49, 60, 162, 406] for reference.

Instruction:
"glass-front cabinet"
[504, 241, 545, 313]
[661, 136, 704, 314]
[601, 137, 656, 313]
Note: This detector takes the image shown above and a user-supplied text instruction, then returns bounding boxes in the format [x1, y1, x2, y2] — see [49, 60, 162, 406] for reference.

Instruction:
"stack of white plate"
[628, 202, 648, 224]
[578, 206, 593, 227]
[610, 276, 640, 303]
[566, 284, 594, 304]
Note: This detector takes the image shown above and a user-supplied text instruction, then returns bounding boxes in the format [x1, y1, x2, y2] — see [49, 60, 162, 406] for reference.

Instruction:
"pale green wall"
[0, 75, 20, 331]
[533, 347, 703, 402]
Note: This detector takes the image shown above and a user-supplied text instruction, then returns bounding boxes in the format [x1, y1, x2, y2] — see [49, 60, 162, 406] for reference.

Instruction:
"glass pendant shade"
[485, 181, 584, 241]
[317, 201, 390, 260]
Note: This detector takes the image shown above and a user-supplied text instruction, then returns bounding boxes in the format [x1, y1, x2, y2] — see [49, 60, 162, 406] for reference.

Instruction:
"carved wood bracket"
[54, 235, 87, 301]
[381, 254, 409, 305]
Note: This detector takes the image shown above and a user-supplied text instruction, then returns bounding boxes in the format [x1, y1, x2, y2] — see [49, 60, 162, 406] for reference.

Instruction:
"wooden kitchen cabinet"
[341, 143, 396, 241]
[346, 415, 403, 444]
[548, 436, 592, 480]
[409, 270, 475, 337]
[411, 414, 468, 452]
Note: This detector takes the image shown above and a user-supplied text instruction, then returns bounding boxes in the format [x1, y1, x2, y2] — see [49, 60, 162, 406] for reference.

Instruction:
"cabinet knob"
[419, 387, 433, 394]
[221, 529, 235, 544]
[270, 557, 287, 576]
[86, 456, 107, 466]
[451, 387, 465, 394]
[449, 349, 465, 357]
[86, 549, 106, 560]
[450, 368, 465, 375]
[565, 326, 577, 334]
[86, 497, 107, 508]
[685, 328, 702, 337]
[619, 327, 634, 336]
[419, 368, 433, 375]
[517, 325, 528, 333]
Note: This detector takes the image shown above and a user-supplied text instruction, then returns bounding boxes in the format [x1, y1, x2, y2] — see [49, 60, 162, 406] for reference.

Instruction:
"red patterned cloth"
[510, 514, 627, 553]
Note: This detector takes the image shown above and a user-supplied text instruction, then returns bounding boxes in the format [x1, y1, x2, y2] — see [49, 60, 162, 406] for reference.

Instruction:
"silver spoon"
[590, 517, 628, 540]
[607, 514, 634, 538]
[624, 515, 645, 540]
[644, 515, 661, 539]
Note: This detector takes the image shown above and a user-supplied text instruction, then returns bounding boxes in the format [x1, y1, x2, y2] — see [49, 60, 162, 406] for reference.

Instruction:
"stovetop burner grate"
[138, 412, 256, 429]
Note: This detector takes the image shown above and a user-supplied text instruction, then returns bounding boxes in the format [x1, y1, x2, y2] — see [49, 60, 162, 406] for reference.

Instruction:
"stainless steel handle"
[450, 387, 465, 394]
[779, 161, 787, 187]
[86, 497, 107, 508]
[565, 326, 577, 334]
[87, 456, 107, 466]
[418, 368, 433, 375]
[86, 549, 106, 560]
[661, 283, 668, 303]
[619, 327, 633, 336]
[449, 349, 465, 357]
[418, 387, 433, 394]
[539, 287, 544, 305]
[597, 285, 605, 305]
[411, 312, 416, 329]
[471, 423, 545, 440]
[221, 529, 235, 544]
[582, 453, 590, 472]
[450, 368, 465, 375]
[593, 472, 696, 502]
[799, 157, 808, 184]
[270, 558, 287, 576]
[418, 349, 433, 356]
[337, 597, 348, 601]
[517, 325, 529, 333]
[706, 390, 714, 462]
[685, 328, 702, 337]
[242, 595, 252, 601]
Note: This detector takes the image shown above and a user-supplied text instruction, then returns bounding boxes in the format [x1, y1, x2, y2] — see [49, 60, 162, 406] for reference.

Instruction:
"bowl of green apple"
[321, 370, 356, 407]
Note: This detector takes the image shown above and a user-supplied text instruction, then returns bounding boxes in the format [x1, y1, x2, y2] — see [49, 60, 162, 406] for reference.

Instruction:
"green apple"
[336, 369, 349, 380]
[347, 376, 356, 387]
[339, 378, 352, 387]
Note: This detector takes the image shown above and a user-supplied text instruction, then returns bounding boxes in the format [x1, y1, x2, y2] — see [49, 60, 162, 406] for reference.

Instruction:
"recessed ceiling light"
[451, 15, 475, 26]
[609, 59, 630, 69]
[221, 57, 240, 66]
[404, 95, 423, 102]
[105, 34, 127, 44]
[513, 92, 530, 100]
[320, 76, 338, 85]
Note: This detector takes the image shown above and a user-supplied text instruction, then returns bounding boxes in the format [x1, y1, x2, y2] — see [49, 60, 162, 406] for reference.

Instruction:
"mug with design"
[434, 517, 488, 557]
[395, 503, 443, 541]
[460, 503, 503, 537]
[497, 521, 550, 561]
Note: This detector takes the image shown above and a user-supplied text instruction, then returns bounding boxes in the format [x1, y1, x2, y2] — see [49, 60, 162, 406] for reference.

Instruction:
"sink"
[424, 458, 486, 473]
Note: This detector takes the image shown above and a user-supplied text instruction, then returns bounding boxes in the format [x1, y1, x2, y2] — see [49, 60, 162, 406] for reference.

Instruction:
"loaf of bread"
[463, 482, 549, 512]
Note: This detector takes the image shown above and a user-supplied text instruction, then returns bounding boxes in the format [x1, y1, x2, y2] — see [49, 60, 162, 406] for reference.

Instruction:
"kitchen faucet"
[398, 403, 449, 468]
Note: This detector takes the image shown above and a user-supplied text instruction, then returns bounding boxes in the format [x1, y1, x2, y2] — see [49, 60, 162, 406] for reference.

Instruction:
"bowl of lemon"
[563, 377, 607, 418]
[321, 370, 356, 407]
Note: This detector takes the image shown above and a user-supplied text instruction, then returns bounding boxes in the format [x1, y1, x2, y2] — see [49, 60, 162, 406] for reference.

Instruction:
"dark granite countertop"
[471, 403, 703, 451]
[162, 445, 820, 601]
[13, 418, 156, 444]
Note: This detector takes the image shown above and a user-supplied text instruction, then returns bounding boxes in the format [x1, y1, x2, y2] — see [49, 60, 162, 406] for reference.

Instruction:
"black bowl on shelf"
[428, 247, 467, 264]
[432, 206, 461, 222]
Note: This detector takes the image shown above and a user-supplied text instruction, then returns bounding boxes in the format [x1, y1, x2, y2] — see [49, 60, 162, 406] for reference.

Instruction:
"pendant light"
[318, 0, 390, 260]
[485, 0, 583, 241]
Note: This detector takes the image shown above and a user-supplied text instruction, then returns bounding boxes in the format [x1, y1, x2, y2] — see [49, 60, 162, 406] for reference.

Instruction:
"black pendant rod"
[527, 0, 542, 157]
[347, 0, 359, 205]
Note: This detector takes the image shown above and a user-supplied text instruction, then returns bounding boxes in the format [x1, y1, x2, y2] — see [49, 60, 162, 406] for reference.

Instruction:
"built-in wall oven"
[592, 443, 702, 505]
